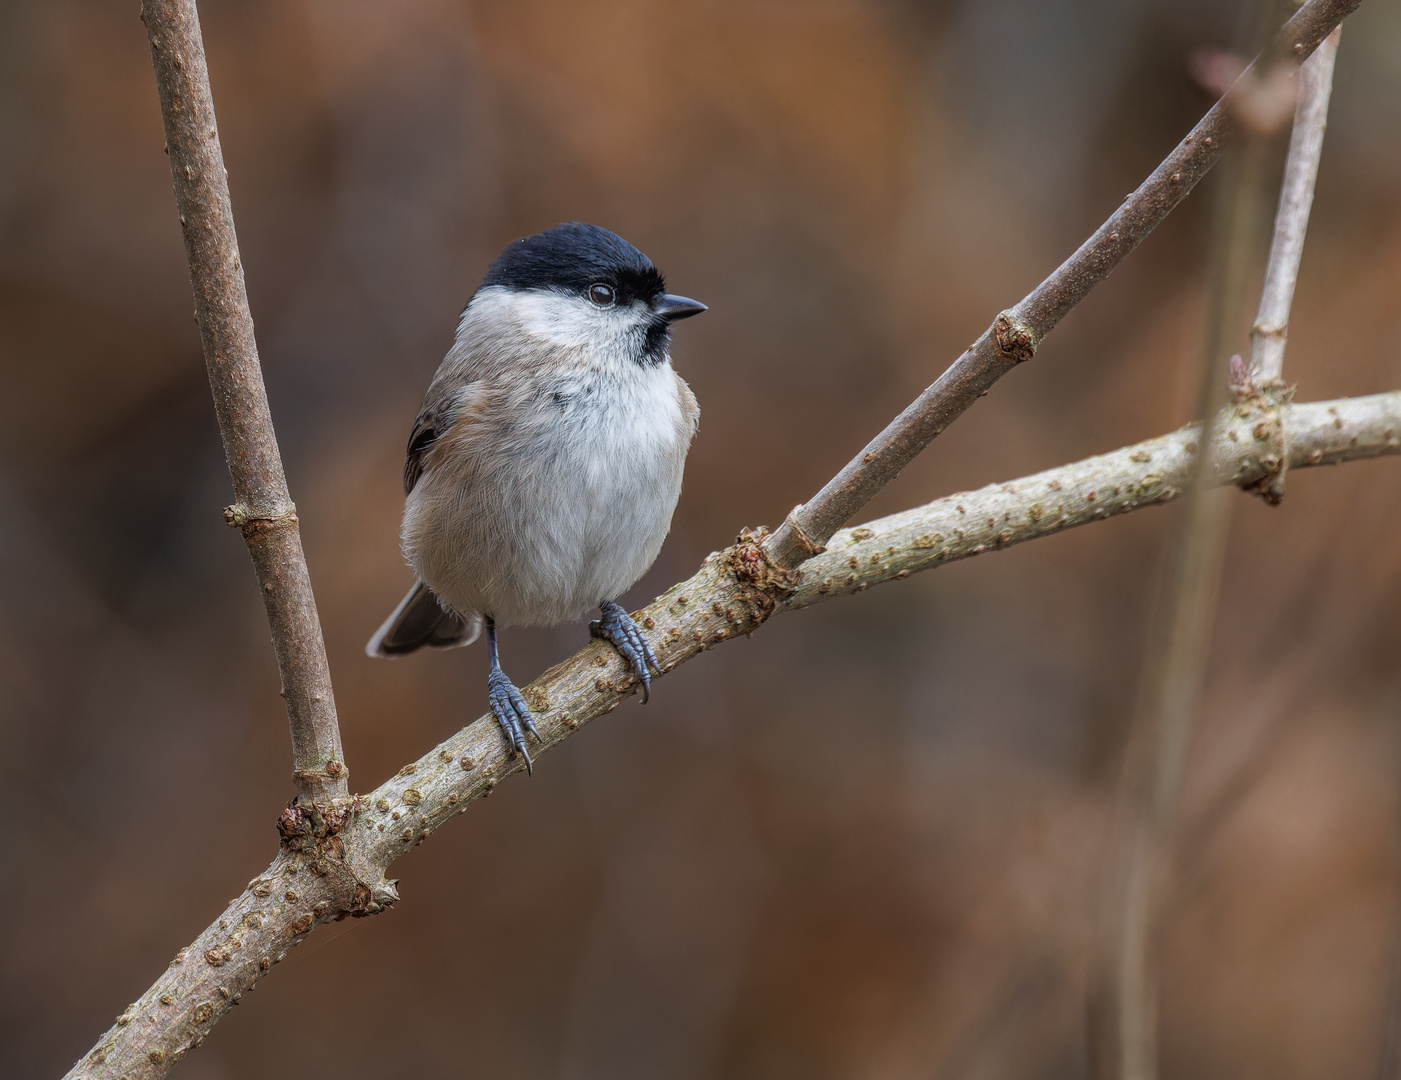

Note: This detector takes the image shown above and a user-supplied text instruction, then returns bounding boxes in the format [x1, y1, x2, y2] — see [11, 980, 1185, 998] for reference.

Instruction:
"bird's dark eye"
[588, 283, 616, 306]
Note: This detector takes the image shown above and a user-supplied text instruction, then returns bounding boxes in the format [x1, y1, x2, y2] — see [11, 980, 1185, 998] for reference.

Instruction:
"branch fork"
[1227, 359, 1295, 504]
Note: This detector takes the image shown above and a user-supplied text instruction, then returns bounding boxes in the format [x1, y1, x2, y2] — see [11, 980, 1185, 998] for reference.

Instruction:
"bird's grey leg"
[485, 616, 540, 774]
[590, 601, 661, 703]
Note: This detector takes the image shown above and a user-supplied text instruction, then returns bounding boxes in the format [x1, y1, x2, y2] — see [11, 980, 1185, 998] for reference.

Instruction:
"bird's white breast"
[401, 288, 698, 628]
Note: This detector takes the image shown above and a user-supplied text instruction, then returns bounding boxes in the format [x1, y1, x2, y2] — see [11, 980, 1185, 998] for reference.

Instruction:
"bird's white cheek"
[506, 291, 642, 360]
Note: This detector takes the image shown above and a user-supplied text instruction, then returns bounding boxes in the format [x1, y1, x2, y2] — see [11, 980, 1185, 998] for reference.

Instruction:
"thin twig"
[142, 0, 347, 803]
[763, 0, 1361, 570]
[1162, 37, 1348, 882]
[1245, 28, 1341, 504]
[1252, 29, 1341, 386]
[65, 389, 1401, 1079]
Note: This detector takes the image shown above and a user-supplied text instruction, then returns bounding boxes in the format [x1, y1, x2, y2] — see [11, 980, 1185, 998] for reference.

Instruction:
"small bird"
[367, 223, 704, 772]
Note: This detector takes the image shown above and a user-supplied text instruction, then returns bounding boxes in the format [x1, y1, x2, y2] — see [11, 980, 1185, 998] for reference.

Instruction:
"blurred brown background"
[3, 1, 1401, 1077]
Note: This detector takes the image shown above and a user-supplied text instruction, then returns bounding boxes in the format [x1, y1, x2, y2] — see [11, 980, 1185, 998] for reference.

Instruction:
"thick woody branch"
[67, 389, 1401, 1079]
[1251, 29, 1340, 387]
[764, 0, 1361, 569]
[142, 0, 347, 802]
[781, 393, 1401, 608]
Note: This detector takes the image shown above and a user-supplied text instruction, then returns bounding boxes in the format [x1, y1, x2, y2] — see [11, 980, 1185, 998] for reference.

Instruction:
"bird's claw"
[590, 601, 661, 703]
[487, 668, 539, 774]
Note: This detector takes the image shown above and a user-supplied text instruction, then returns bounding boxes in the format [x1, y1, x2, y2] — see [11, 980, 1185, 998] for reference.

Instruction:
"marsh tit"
[367, 223, 705, 772]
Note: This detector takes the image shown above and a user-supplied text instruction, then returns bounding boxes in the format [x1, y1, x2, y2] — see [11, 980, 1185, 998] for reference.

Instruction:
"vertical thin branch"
[1377, 704, 1401, 1080]
[1100, 28, 1343, 1078]
[1251, 29, 1341, 385]
[1106, 149, 1259, 1080]
[142, 0, 347, 803]
[1242, 27, 1340, 504]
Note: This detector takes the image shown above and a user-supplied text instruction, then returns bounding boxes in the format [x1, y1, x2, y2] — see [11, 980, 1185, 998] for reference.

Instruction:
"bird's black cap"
[478, 222, 667, 306]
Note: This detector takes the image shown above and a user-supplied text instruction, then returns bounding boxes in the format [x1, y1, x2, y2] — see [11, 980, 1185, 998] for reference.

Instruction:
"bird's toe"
[591, 601, 661, 702]
[487, 669, 536, 774]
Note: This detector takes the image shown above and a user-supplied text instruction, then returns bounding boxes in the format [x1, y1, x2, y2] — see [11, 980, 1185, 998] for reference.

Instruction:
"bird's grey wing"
[403, 381, 488, 494]
[404, 398, 449, 495]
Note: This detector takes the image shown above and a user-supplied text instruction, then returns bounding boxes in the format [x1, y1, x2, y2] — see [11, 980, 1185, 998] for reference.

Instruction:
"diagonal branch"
[763, 0, 1362, 570]
[67, 388, 1401, 1079]
[142, 0, 347, 803]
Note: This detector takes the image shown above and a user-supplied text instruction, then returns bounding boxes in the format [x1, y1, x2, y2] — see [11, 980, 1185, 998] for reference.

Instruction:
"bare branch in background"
[763, 0, 1360, 570]
[65, 389, 1401, 1079]
[142, 0, 347, 803]
[1101, 33, 1343, 1079]
[1105, 165, 1256, 1080]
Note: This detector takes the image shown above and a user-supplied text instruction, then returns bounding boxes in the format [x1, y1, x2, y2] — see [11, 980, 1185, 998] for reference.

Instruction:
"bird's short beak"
[655, 294, 707, 321]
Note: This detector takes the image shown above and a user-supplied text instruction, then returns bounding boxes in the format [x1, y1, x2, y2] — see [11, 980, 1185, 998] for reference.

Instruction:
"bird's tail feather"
[366, 581, 480, 658]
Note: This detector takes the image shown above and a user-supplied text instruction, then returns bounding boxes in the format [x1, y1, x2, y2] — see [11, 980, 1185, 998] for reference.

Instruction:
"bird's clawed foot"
[590, 601, 661, 703]
[485, 616, 539, 774]
[488, 667, 539, 775]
